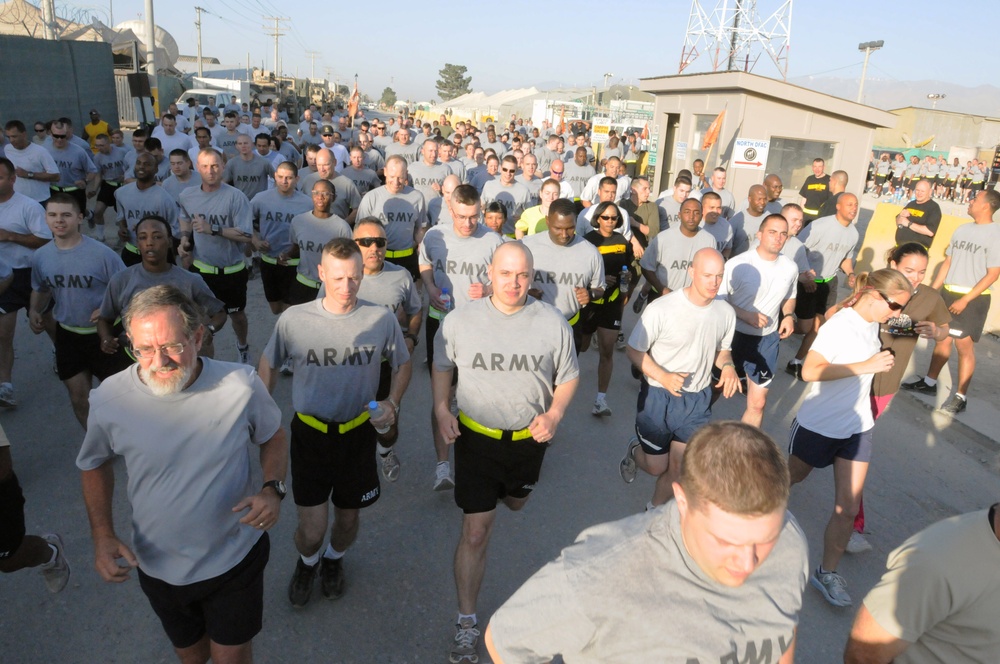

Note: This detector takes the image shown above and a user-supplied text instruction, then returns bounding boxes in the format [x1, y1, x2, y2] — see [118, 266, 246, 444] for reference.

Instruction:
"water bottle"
[619, 265, 631, 295]
[369, 400, 391, 434]
[439, 287, 452, 315]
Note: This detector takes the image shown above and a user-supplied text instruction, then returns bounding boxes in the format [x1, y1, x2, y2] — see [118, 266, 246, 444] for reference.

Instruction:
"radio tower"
[678, 0, 793, 80]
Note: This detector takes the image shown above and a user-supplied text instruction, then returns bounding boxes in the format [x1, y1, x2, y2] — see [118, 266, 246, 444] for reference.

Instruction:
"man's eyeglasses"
[131, 341, 189, 359]
[356, 237, 387, 248]
[878, 292, 905, 311]
[51, 134, 67, 139]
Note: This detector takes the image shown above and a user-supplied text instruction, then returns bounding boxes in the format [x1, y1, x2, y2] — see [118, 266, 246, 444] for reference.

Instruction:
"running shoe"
[938, 394, 967, 415]
[434, 461, 455, 491]
[619, 437, 640, 483]
[592, 396, 612, 417]
[631, 291, 648, 314]
[40, 533, 70, 593]
[320, 557, 345, 600]
[288, 558, 318, 608]
[784, 361, 801, 380]
[615, 332, 626, 351]
[237, 344, 251, 365]
[0, 383, 16, 408]
[449, 617, 481, 663]
[380, 449, 401, 482]
[279, 357, 294, 375]
[85, 210, 95, 229]
[901, 377, 937, 395]
[845, 531, 873, 554]
[810, 568, 852, 607]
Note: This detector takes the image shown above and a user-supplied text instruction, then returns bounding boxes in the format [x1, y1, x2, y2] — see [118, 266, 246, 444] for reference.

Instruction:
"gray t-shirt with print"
[522, 232, 605, 319]
[31, 237, 125, 327]
[355, 186, 428, 251]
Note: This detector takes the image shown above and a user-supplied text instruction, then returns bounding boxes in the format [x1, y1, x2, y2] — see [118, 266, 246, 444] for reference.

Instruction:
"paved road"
[2, 272, 998, 664]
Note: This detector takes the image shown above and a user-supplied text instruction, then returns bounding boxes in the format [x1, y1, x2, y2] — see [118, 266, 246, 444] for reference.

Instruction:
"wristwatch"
[210, 224, 221, 236]
[404, 332, 419, 346]
[26, 171, 34, 179]
[262, 480, 286, 500]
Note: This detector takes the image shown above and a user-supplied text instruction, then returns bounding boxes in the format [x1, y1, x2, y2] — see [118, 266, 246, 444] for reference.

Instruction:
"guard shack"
[639, 71, 896, 200]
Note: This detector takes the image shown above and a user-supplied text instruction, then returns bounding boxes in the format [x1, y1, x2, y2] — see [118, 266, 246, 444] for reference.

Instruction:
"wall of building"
[649, 91, 878, 202]
[875, 108, 1000, 155]
[0, 35, 117, 131]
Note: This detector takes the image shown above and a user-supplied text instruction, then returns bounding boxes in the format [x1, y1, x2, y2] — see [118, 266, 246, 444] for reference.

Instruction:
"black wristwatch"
[404, 332, 419, 347]
[210, 223, 221, 236]
[262, 480, 286, 500]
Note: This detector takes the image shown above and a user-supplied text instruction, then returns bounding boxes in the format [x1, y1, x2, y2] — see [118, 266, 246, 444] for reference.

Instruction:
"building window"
[764, 138, 836, 192]
[690, 114, 718, 168]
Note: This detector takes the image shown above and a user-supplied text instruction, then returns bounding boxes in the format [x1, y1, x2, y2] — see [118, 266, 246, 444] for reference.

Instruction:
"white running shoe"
[434, 461, 454, 491]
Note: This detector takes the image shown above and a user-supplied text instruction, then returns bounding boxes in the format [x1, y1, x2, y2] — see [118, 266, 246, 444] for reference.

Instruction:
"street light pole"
[857, 40, 884, 104]
[927, 93, 946, 109]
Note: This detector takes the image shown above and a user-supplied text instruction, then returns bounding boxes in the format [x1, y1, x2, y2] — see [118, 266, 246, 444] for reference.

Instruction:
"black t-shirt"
[817, 191, 842, 219]
[584, 230, 634, 292]
[799, 174, 831, 214]
[894, 199, 942, 248]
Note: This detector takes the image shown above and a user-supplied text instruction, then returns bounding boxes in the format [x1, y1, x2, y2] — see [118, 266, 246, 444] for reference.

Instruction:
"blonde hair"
[839, 268, 911, 309]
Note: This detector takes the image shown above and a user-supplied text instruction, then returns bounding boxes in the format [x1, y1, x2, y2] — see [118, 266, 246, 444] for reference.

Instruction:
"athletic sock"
[596, 392, 607, 402]
[923, 376, 937, 386]
[323, 543, 345, 560]
[789, 359, 802, 366]
[457, 612, 477, 627]
[956, 393, 967, 401]
[376, 443, 392, 456]
[818, 565, 834, 575]
[300, 551, 320, 566]
[40, 543, 59, 568]
[645, 501, 655, 512]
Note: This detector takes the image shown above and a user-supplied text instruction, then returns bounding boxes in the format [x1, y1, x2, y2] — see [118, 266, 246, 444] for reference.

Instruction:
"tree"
[380, 87, 397, 108]
[436, 63, 472, 101]
[336, 84, 350, 97]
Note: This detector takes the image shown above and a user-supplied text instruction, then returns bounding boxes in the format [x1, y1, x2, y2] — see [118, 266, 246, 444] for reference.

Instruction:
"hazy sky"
[104, 0, 999, 101]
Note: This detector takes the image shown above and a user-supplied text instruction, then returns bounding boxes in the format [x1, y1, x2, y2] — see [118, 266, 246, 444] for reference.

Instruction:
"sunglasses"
[598, 214, 620, 221]
[878, 292, 905, 311]
[550, 170, 563, 175]
[51, 134, 67, 139]
[501, 167, 517, 173]
[34, 127, 45, 132]
[356, 237, 387, 248]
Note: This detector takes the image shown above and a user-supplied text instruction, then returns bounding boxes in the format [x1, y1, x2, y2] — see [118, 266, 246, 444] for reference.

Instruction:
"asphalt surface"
[1, 264, 998, 663]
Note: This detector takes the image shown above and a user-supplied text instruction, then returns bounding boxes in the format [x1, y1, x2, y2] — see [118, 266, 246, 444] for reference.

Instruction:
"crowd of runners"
[1, 99, 998, 664]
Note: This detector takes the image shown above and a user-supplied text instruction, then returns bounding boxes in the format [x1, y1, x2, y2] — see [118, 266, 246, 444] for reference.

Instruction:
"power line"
[262, 15, 289, 74]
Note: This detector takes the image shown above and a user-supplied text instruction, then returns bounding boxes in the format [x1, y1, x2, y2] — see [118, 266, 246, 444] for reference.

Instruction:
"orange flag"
[640, 123, 649, 140]
[701, 110, 725, 150]
[347, 80, 360, 126]
[557, 107, 566, 135]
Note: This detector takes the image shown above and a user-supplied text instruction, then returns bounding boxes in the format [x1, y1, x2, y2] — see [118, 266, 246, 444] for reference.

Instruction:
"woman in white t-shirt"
[787, 268, 912, 609]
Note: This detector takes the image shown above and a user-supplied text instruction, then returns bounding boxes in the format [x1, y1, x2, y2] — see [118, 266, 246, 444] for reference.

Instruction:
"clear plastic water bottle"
[369, 400, 391, 434]
[439, 287, 452, 315]
[619, 265, 630, 294]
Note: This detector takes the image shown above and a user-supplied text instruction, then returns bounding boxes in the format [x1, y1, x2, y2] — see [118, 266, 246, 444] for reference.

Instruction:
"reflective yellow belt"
[458, 411, 533, 441]
[568, 310, 580, 326]
[124, 242, 139, 254]
[428, 305, 447, 321]
[945, 284, 991, 295]
[192, 260, 246, 275]
[261, 254, 299, 266]
[802, 207, 819, 215]
[815, 275, 836, 284]
[59, 323, 98, 335]
[106, 181, 122, 186]
[50, 185, 79, 192]
[385, 247, 414, 258]
[297, 410, 370, 435]
[591, 288, 620, 305]
[296, 272, 320, 289]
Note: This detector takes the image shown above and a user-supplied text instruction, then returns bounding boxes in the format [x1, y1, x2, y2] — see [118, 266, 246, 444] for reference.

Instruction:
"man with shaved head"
[816, 170, 849, 219]
[429, 173, 460, 227]
[728, 184, 768, 256]
[621, 247, 741, 510]
[433, 240, 580, 664]
[763, 174, 786, 214]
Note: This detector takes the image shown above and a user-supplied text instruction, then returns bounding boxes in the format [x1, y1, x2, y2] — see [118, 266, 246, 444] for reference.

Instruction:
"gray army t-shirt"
[481, 180, 534, 236]
[797, 215, 859, 280]
[355, 186, 428, 251]
[100, 264, 224, 321]
[944, 222, 1000, 288]
[357, 262, 421, 321]
[263, 299, 409, 421]
[115, 183, 181, 241]
[223, 154, 274, 200]
[522, 232, 605, 319]
[433, 297, 580, 430]
[31, 237, 125, 327]
[251, 188, 313, 258]
[639, 226, 717, 293]
[179, 184, 253, 268]
[288, 212, 352, 282]
[419, 223, 502, 314]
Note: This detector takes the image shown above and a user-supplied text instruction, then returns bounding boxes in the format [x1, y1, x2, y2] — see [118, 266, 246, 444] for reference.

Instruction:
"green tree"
[337, 84, 350, 97]
[380, 87, 397, 107]
[436, 63, 472, 101]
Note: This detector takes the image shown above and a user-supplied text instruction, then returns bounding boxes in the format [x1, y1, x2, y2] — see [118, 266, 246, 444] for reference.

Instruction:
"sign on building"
[733, 138, 770, 171]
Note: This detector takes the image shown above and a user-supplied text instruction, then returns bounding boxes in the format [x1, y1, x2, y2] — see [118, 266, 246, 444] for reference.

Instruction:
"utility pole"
[40, 0, 56, 39]
[306, 50, 319, 80]
[194, 7, 204, 77]
[262, 16, 289, 75]
[857, 40, 884, 104]
[144, 0, 158, 115]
